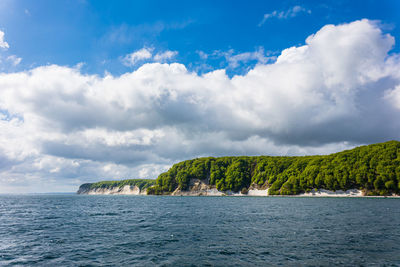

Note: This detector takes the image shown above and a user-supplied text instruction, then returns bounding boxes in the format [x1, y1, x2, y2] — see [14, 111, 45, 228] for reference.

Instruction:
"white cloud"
[259, 5, 311, 26]
[122, 47, 153, 66]
[6, 55, 22, 66]
[224, 47, 274, 68]
[0, 31, 9, 49]
[122, 48, 178, 66]
[154, 50, 178, 62]
[384, 85, 400, 109]
[205, 48, 276, 69]
[0, 19, 400, 192]
[197, 50, 208, 60]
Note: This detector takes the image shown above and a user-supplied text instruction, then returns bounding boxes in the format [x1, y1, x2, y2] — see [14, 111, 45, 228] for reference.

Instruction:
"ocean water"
[0, 195, 399, 266]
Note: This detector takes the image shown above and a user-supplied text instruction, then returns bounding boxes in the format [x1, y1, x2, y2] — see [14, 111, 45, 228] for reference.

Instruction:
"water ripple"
[0, 195, 400, 266]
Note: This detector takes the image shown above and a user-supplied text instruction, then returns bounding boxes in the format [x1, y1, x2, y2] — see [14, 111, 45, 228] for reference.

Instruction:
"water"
[0, 195, 399, 266]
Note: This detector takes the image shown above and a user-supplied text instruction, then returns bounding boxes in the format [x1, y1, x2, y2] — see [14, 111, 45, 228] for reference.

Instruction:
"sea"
[0, 195, 399, 266]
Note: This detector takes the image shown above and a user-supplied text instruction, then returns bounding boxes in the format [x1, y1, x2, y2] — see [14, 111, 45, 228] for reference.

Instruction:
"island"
[77, 141, 400, 196]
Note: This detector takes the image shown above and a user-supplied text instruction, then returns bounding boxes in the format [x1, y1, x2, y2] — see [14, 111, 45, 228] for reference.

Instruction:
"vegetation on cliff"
[147, 141, 400, 196]
[79, 179, 156, 192]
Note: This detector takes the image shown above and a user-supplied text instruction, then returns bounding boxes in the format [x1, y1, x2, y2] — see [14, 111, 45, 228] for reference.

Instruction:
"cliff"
[77, 179, 155, 195]
[169, 178, 269, 196]
[160, 178, 364, 197]
[148, 141, 400, 196]
[77, 141, 400, 197]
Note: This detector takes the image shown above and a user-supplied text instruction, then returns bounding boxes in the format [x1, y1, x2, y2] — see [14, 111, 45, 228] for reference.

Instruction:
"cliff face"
[170, 179, 269, 196]
[77, 179, 156, 195]
[77, 179, 368, 196]
[169, 181, 365, 197]
[77, 184, 147, 195]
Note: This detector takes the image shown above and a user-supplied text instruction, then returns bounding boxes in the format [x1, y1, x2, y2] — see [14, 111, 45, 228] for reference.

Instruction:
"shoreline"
[77, 187, 400, 198]
[76, 193, 400, 198]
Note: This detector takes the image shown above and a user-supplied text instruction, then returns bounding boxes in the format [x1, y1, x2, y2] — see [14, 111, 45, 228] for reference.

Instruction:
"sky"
[0, 0, 400, 193]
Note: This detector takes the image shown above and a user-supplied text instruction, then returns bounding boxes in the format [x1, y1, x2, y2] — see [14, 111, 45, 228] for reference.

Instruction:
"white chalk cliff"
[77, 185, 147, 195]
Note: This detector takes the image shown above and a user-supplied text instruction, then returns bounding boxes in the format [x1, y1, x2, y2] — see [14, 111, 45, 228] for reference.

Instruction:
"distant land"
[77, 179, 155, 195]
[77, 141, 400, 197]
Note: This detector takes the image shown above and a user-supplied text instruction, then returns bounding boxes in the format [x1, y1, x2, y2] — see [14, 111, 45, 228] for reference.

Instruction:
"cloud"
[259, 5, 311, 26]
[102, 20, 193, 46]
[122, 47, 153, 66]
[0, 19, 400, 192]
[222, 47, 275, 68]
[154, 50, 178, 62]
[122, 48, 178, 66]
[197, 50, 208, 60]
[198, 48, 276, 70]
[6, 55, 22, 66]
[0, 31, 9, 49]
[384, 85, 400, 109]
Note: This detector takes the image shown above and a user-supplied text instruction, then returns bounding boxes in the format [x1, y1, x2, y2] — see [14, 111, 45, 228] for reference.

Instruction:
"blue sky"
[1, 0, 400, 192]
[1, 0, 399, 75]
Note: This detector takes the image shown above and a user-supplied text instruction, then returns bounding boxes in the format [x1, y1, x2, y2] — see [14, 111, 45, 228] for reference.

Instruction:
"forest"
[147, 141, 400, 196]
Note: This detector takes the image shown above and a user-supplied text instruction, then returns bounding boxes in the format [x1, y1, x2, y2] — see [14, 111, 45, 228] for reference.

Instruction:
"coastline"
[77, 142, 400, 198]
[77, 185, 147, 195]
[77, 186, 400, 198]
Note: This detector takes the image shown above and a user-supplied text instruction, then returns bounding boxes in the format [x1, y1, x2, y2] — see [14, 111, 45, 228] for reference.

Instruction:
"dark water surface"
[0, 195, 399, 266]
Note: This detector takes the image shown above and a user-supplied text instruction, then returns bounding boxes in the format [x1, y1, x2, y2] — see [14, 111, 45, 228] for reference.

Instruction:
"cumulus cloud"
[122, 47, 153, 66]
[0, 31, 9, 49]
[259, 5, 311, 26]
[0, 19, 400, 192]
